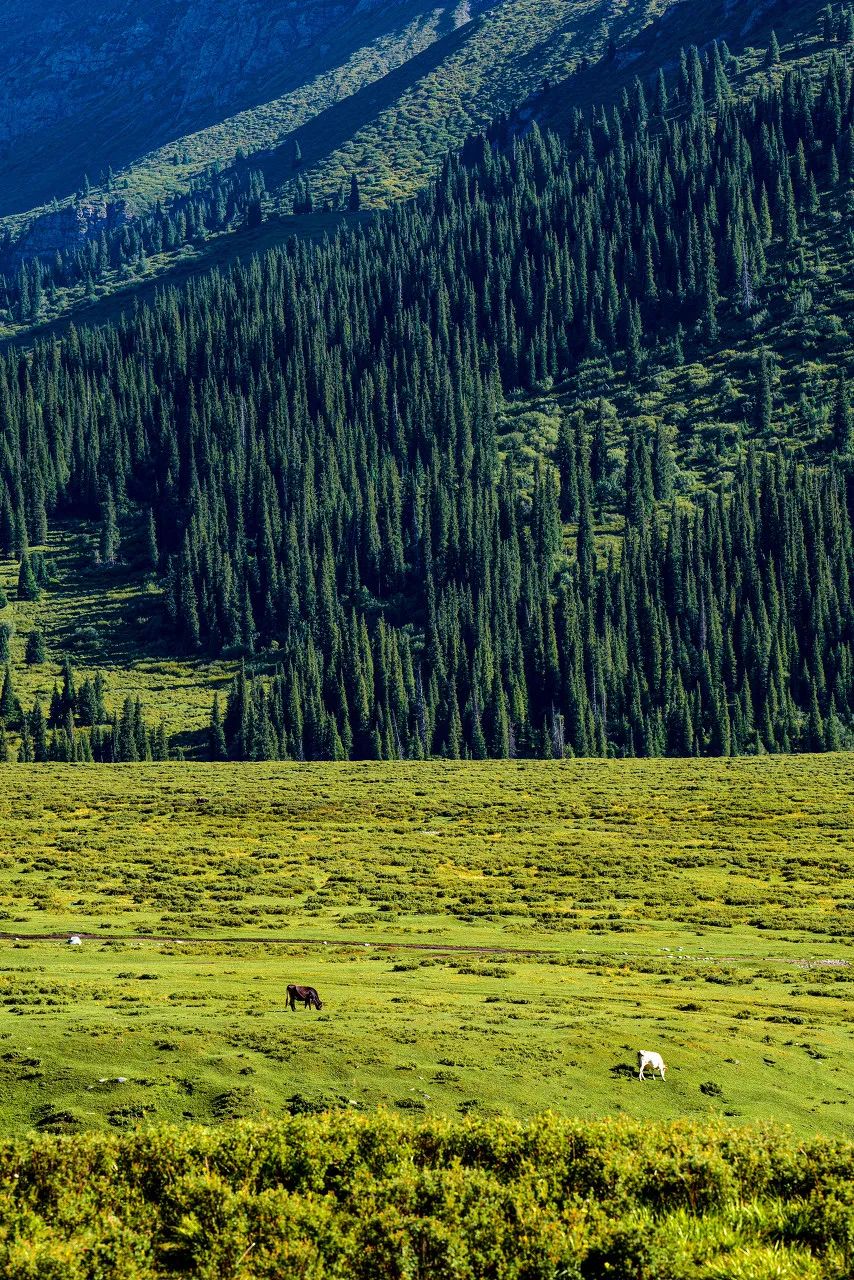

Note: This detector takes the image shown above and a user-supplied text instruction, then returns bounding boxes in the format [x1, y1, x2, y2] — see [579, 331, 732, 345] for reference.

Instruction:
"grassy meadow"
[0, 758, 851, 1139]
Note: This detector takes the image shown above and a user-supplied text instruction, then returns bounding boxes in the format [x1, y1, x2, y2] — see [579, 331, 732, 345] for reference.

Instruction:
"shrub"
[0, 1116, 845, 1278]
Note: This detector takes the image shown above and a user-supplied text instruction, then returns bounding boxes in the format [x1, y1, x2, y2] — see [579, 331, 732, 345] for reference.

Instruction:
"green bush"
[0, 1116, 848, 1278]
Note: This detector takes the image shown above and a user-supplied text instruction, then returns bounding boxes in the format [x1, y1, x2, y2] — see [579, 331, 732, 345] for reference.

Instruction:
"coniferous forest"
[1, 43, 853, 761]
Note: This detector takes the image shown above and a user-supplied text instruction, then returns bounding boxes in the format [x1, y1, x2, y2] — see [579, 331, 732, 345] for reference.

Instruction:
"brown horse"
[287, 984, 323, 1011]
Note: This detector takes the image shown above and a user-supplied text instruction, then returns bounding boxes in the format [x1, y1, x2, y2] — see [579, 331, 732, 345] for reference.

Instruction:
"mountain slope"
[0, 0, 839, 347]
[0, 0, 472, 217]
[0, 19, 852, 763]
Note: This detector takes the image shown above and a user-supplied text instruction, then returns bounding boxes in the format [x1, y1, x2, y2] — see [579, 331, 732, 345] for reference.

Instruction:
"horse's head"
[313, 995, 323, 1009]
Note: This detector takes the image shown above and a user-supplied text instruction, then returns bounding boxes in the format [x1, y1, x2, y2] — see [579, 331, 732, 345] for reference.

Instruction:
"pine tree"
[755, 350, 773, 434]
[48, 683, 63, 729]
[555, 417, 579, 520]
[17, 551, 39, 601]
[25, 629, 47, 664]
[652, 423, 674, 502]
[591, 401, 610, 488]
[60, 656, 77, 720]
[209, 693, 228, 760]
[831, 375, 851, 452]
[143, 509, 159, 574]
[30, 698, 48, 762]
[821, 4, 834, 41]
[99, 487, 119, 563]
[0, 666, 19, 728]
[77, 680, 98, 726]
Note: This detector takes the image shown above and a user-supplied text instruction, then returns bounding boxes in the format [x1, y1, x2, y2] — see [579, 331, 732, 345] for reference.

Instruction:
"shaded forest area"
[1, 42, 854, 761]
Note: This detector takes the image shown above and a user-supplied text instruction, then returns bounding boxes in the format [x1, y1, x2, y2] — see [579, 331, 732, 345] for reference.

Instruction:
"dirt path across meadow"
[0, 932, 847, 967]
[0, 932, 553, 955]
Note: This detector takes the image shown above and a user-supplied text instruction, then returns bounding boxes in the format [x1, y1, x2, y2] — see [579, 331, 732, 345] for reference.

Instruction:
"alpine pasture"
[0, 757, 851, 1139]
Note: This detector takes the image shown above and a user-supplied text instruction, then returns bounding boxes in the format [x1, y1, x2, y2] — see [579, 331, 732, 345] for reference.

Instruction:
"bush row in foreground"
[0, 1113, 851, 1278]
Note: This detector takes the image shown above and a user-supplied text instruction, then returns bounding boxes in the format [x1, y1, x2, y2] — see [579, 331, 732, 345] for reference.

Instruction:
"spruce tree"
[755, 350, 773, 434]
[209, 694, 228, 760]
[25, 629, 47, 664]
[143, 509, 159, 574]
[99, 488, 119, 564]
[30, 698, 48, 762]
[17, 551, 39, 601]
[0, 666, 19, 728]
[831, 375, 851, 452]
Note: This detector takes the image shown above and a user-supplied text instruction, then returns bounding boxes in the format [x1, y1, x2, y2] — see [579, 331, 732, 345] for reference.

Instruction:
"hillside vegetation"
[0, 1116, 851, 1278]
[1, 30, 853, 762]
[0, 0, 645, 345]
[0, 1, 836, 345]
[0, 0, 472, 219]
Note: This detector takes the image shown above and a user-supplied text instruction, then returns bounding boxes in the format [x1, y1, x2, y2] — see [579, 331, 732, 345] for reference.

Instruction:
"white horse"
[637, 1050, 666, 1080]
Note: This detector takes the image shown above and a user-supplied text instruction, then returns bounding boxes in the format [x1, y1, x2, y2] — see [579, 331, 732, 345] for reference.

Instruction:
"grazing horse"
[287, 984, 323, 1011]
[637, 1049, 667, 1080]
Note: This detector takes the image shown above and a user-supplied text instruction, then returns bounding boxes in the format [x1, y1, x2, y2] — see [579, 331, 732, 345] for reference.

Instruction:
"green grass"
[0, 758, 851, 1137]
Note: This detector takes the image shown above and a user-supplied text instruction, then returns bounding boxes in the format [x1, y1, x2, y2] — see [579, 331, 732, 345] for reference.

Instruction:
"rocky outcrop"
[0, 1, 416, 147]
[1, 199, 129, 270]
[0, 0, 429, 215]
